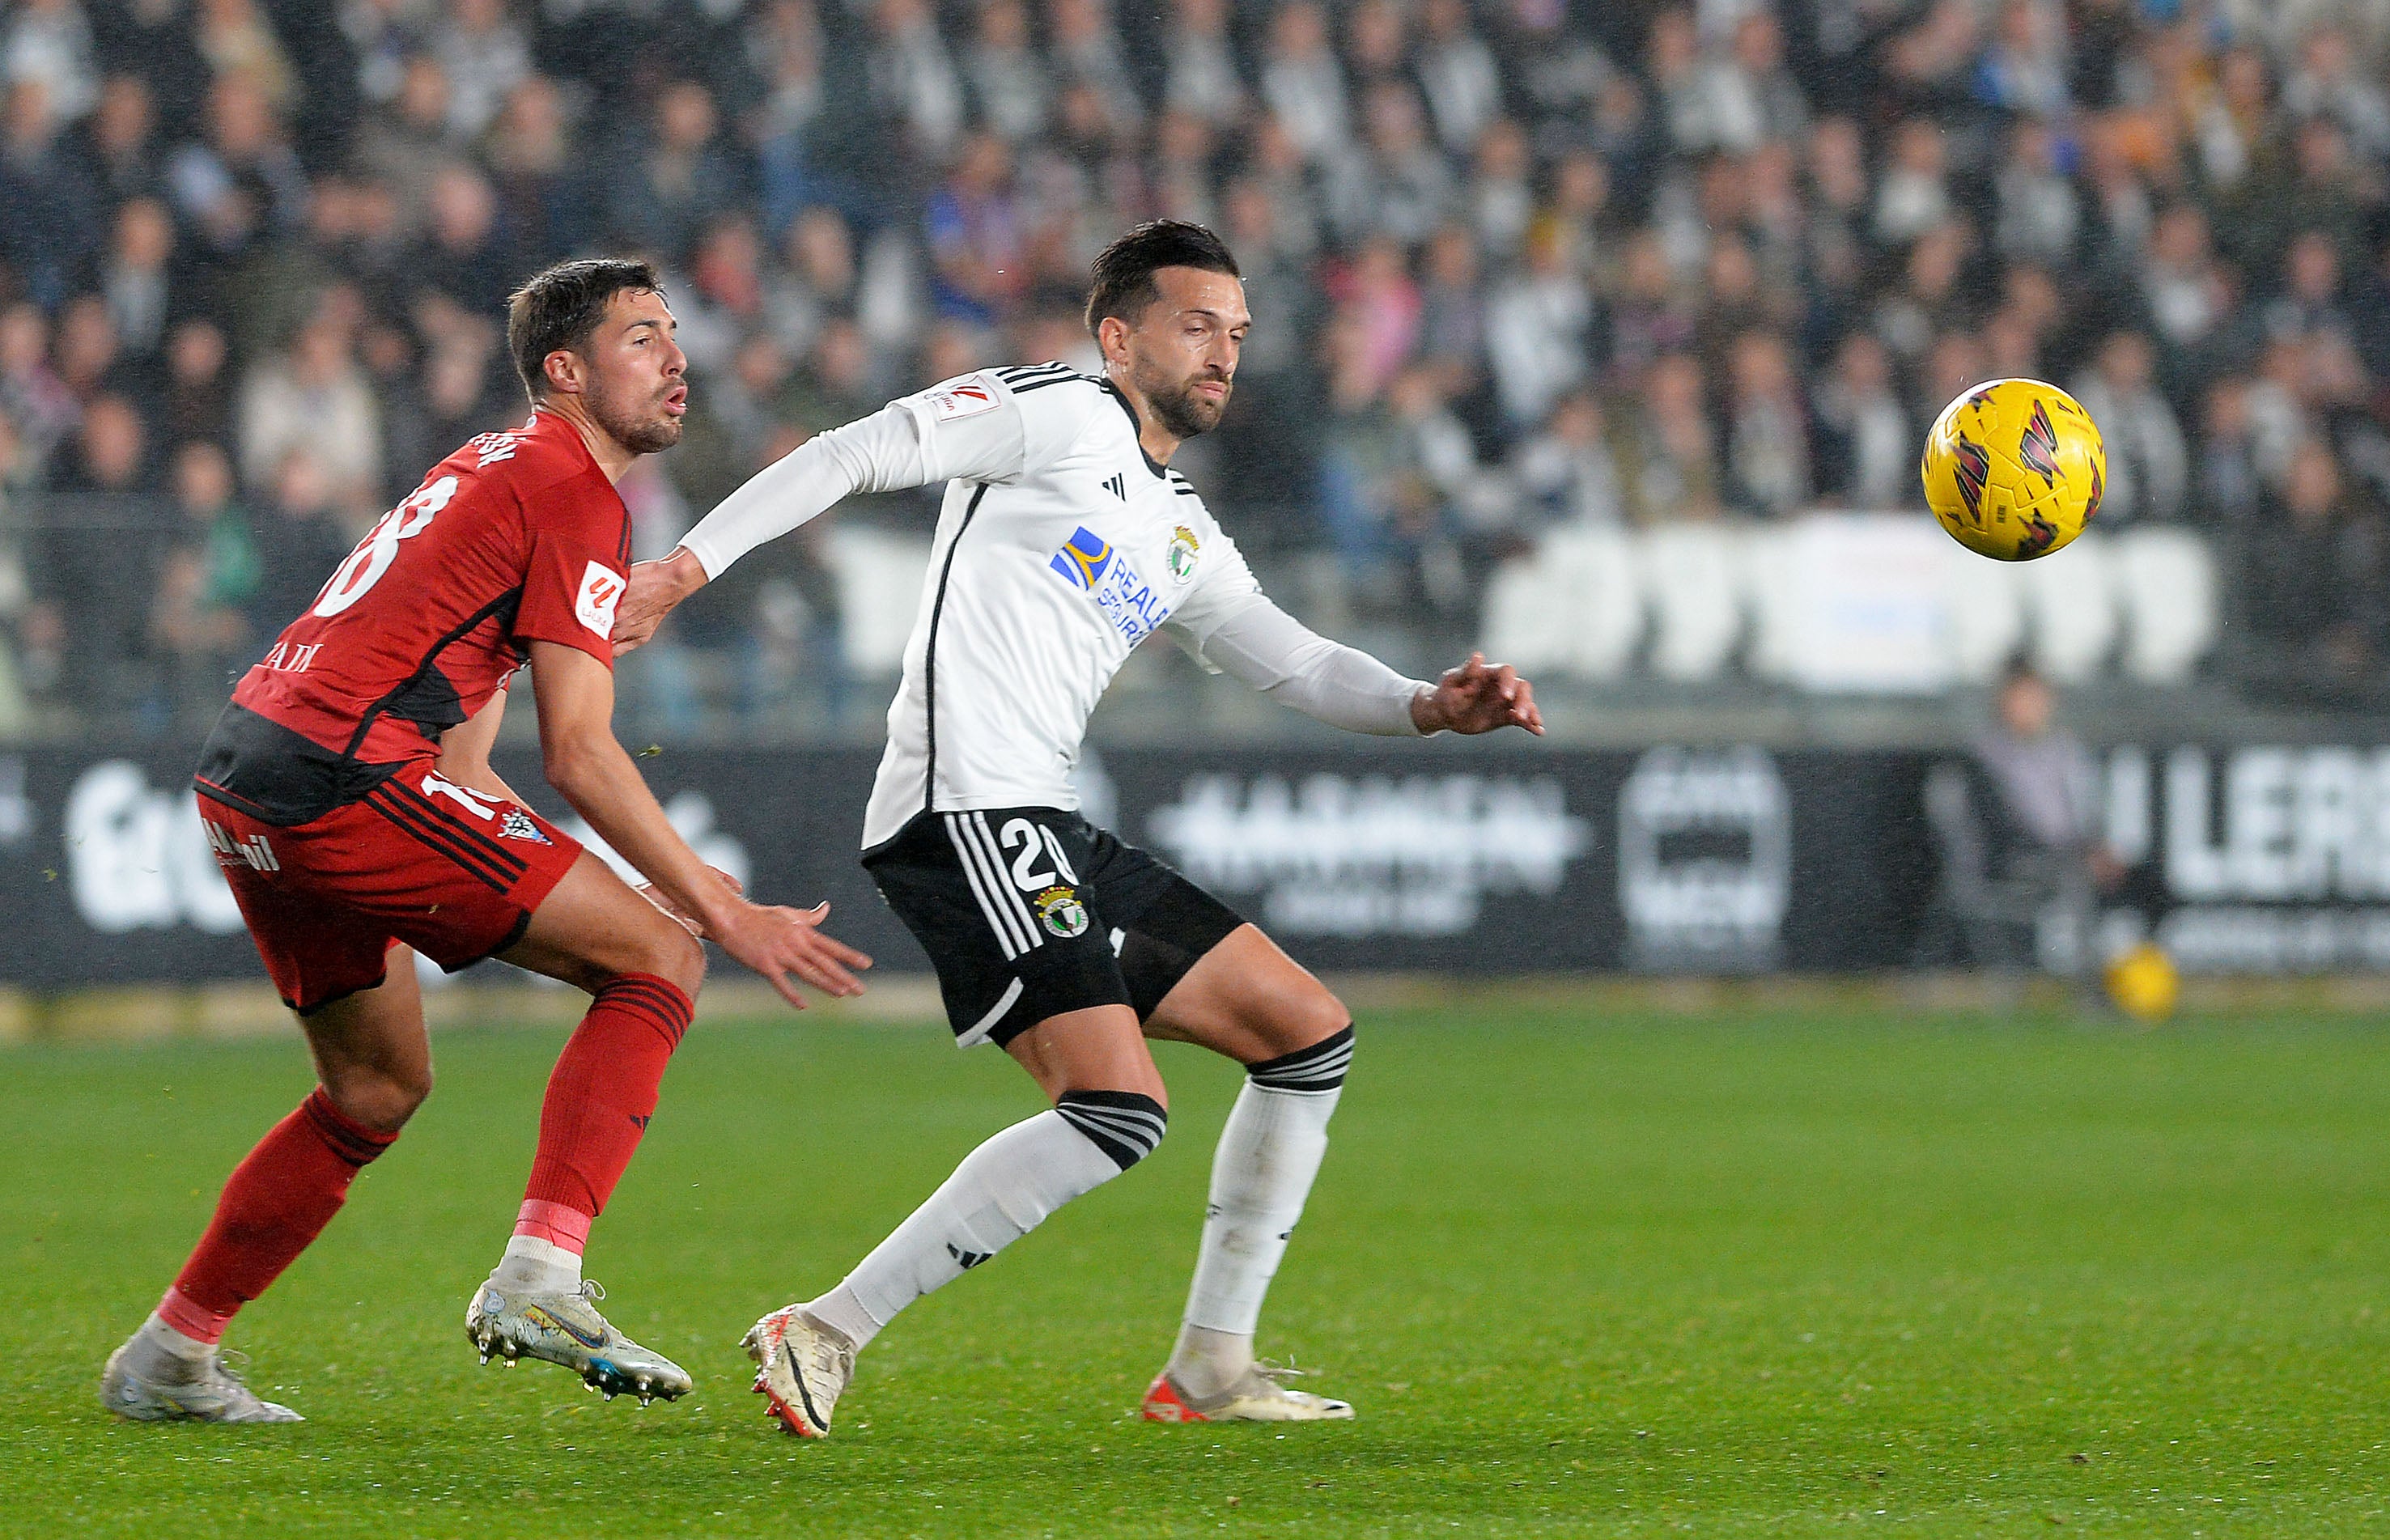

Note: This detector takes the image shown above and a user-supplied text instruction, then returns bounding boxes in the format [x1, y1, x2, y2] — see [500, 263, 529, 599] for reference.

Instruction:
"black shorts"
[862, 807, 1247, 1048]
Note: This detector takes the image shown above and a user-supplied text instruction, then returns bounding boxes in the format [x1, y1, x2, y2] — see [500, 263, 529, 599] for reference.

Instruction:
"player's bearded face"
[1136, 353, 1234, 440]
[587, 363, 685, 455]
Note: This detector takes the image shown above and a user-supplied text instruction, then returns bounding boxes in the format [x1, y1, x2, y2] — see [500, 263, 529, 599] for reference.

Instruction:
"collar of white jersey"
[1098, 380, 1171, 482]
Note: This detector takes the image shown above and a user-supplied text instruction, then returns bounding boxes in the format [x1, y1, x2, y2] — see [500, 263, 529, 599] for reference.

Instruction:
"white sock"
[130, 1312, 215, 1377]
[808, 1101, 1155, 1351]
[1170, 1044, 1347, 1398]
[489, 1233, 582, 1295]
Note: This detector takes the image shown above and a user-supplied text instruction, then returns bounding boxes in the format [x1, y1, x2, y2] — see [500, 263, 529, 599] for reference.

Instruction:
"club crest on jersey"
[499, 808, 552, 844]
[1049, 526, 1174, 644]
[1166, 525, 1200, 583]
[1034, 885, 1090, 939]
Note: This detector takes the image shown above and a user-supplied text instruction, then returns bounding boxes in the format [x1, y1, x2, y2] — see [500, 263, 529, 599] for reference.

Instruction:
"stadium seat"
[2018, 531, 2118, 683]
[1637, 524, 1745, 682]
[825, 524, 933, 676]
[2111, 527, 2218, 685]
[1942, 541, 2027, 684]
[1479, 527, 1641, 678]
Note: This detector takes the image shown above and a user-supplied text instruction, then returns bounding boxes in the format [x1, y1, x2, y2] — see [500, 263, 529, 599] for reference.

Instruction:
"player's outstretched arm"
[525, 640, 872, 1007]
[613, 375, 1043, 654]
[1412, 651, 1544, 736]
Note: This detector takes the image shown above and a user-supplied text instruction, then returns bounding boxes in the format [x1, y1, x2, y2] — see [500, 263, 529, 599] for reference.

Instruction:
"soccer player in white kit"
[613, 222, 1542, 1435]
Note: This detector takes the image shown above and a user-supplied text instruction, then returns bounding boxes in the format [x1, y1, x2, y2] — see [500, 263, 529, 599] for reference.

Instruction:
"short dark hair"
[1084, 220, 1240, 337]
[507, 257, 664, 401]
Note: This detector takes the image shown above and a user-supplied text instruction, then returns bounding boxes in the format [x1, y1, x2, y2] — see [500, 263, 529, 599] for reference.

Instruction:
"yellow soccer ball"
[1920, 379, 2107, 560]
[2103, 942, 2180, 1024]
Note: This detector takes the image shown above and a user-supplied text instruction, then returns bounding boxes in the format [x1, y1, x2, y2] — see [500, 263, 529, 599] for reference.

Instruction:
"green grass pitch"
[5, 1002, 2388, 1536]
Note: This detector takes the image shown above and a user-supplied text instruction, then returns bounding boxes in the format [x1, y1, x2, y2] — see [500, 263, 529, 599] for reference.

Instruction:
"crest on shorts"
[499, 808, 552, 845]
[1034, 885, 1089, 939]
[1165, 524, 1200, 583]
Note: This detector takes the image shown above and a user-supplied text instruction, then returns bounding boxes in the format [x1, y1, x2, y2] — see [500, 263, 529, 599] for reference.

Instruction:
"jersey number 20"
[313, 475, 461, 618]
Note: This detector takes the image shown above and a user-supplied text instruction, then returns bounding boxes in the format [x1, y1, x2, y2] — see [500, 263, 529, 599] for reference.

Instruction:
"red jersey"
[196, 409, 631, 825]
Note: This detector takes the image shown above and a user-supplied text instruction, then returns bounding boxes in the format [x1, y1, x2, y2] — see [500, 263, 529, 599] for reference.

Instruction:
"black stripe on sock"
[1055, 1089, 1168, 1171]
[1246, 1024, 1355, 1092]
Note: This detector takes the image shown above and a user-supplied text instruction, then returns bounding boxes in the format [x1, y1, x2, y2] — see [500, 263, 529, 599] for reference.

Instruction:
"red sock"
[516, 974, 694, 1249]
[162, 1089, 398, 1344]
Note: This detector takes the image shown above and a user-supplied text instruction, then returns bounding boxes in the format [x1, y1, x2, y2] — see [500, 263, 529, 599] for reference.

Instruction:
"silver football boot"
[1142, 1361, 1356, 1423]
[742, 1305, 855, 1437]
[465, 1279, 693, 1405]
[100, 1342, 304, 1423]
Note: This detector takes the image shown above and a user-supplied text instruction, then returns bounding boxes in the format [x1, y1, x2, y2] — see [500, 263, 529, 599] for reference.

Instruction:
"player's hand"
[611, 547, 709, 656]
[708, 897, 872, 1009]
[1412, 652, 1543, 736]
[635, 866, 745, 938]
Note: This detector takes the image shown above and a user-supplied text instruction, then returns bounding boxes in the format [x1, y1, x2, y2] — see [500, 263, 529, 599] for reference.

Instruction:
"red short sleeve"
[514, 528, 626, 667]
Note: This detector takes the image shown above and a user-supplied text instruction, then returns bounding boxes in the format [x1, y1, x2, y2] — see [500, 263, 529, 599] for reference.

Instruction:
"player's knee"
[1251, 982, 1349, 1063]
[327, 1063, 431, 1133]
[626, 922, 706, 997]
[1054, 1088, 1169, 1172]
[1246, 1017, 1355, 1094]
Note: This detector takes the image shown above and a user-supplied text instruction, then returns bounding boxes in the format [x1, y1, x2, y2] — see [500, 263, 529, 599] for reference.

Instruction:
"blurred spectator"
[3, 0, 99, 128]
[432, 0, 532, 141]
[244, 449, 359, 638]
[168, 72, 308, 260]
[1511, 389, 1626, 529]
[925, 133, 1025, 326]
[1618, 353, 1722, 524]
[1486, 226, 1589, 431]
[1161, 0, 1240, 128]
[239, 308, 381, 511]
[159, 318, 234, 453]
[1721, 330, 1810, 518]
[2070, 331, 2189, 524]
[1811, 332, 1912, 510]
[963, 0, 1046, 147]
[101, 197, 175, 359]
[1260, 2, 1348, 168]
[79, 73, 161, 208]
[27, 395, 166, 715]
[1924, 658, 2124, 980]
[153, 440, 257, 730]
[2233, 438, 2387, 698]
[0, 79, 100, 310]
[609, 80, 743, 264]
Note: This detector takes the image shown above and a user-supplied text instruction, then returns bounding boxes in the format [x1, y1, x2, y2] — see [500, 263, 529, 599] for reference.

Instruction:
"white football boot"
[465, 1279, 692, 1405]
[1142, 1361, 1355, 1423]
[100, 1342, 304, 1423]
[743, 1305, 855, 1437]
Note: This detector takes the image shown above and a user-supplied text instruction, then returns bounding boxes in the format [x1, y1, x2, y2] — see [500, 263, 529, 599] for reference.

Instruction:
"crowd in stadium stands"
[0, 0, 2387, 735]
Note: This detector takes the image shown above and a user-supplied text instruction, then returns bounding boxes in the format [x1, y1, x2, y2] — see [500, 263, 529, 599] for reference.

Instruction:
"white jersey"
[677, 363, 1428, 848]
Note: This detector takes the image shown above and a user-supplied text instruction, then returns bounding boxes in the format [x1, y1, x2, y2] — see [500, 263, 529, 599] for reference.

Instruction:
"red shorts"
[199, 763, 584, 1013]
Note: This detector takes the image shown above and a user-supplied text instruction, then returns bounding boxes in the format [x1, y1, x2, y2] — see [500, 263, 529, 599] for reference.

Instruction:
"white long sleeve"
[1191, 596, 1430, 736]
[678, 372, 1045, 579]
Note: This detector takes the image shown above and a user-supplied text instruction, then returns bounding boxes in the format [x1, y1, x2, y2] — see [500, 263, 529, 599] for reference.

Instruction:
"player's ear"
[1097, 314, 1132, 367]
[542, 348, 584, 397]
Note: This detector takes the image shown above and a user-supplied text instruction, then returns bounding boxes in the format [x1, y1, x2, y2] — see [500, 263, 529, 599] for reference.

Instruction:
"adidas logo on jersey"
[946, 1243, 993, 1271]
[1103, 473, 1127, 499]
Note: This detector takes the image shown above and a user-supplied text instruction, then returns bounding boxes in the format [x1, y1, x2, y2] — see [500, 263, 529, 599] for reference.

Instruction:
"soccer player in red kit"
[99, 258, 871, 1423]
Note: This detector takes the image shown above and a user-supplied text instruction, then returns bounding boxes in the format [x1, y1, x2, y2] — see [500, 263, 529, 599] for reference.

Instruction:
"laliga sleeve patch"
[928, 380, 1000, 421]
[575, 560, 626, 638]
